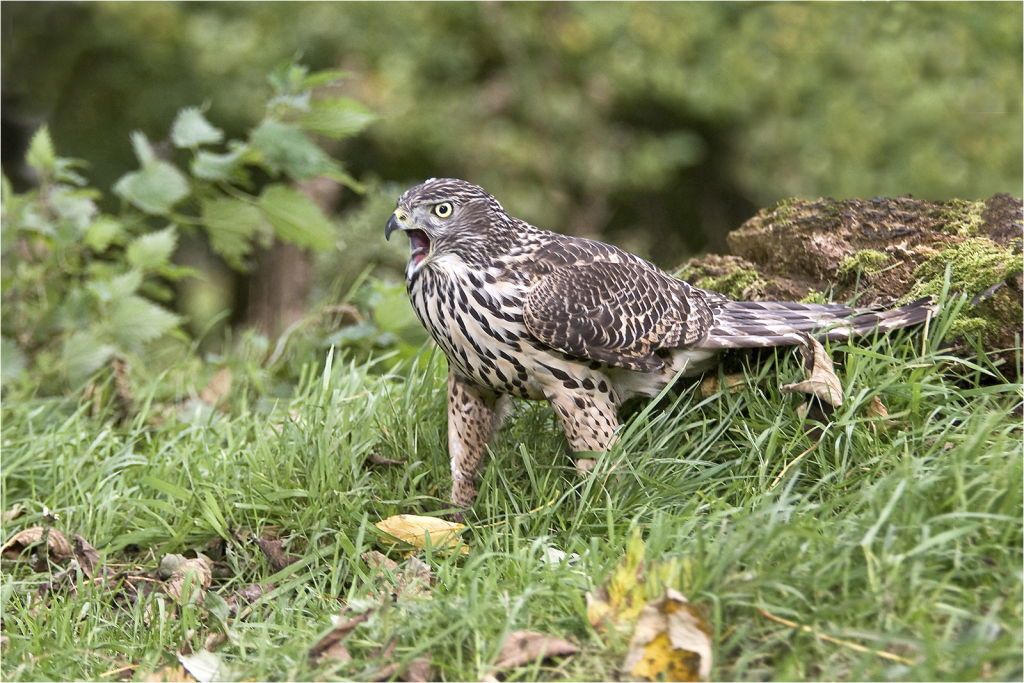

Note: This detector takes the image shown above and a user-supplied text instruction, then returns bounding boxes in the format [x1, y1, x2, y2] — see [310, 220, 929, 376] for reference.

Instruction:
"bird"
[384, 178, 933, 513]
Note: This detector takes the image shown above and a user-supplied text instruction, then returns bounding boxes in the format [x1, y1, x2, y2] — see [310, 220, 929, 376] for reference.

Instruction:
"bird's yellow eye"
[433, 202, 453, 218]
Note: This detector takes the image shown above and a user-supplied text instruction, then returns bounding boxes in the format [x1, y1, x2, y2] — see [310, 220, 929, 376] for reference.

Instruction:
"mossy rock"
[677, 194, 1023, 372]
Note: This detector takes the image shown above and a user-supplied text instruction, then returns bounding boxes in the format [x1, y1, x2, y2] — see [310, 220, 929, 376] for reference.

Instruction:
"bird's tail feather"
[695, 297, 935, 350]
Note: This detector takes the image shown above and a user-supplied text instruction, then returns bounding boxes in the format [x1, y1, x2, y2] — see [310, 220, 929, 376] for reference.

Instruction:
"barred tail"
[694, 297, 935, 350]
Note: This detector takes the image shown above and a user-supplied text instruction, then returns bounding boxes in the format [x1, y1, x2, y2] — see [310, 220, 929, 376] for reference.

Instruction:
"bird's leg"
[544, 389, 620, 456]
[447, 370, 503, 516]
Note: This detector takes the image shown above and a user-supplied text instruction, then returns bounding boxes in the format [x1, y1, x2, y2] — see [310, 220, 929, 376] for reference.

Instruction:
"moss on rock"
[910, 238, 1024, 299]
[696, 267, 768, 301]
[931, 198, 987, 237]
[676, 193, 1023, 371]
[838, 249, 891, 277]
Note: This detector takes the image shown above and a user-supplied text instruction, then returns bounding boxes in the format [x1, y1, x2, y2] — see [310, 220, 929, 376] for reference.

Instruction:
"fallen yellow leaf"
[623, 588, 712, 681]
[586, 528, 678, 631]
[374, 515, 468, 554]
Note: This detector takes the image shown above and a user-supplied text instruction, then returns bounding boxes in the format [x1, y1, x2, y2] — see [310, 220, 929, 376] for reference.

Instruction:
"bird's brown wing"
[523, 261, 715, 372]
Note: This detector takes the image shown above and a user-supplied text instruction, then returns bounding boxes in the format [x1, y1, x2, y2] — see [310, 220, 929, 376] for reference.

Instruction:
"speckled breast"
[407, 258, 545, 400]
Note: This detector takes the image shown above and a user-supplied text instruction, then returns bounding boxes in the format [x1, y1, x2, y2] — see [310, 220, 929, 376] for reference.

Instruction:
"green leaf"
[203, 590, 231, 622]
[129, 131, 156, 166]
[267, 61, 310, 97]
[63, 330, 115, 386]
[85, 217, 124, 252]
[301, 98, 376, 140]
[114, 160, 190, 215]
[257, 184, 334, 251]
[201, 197, 263, 270]
[191, 144, 250, 181]
[87, 269, 143, 303]
[127, 226, 178, 272]
[1, 337, 26, 385]
[374, 288, 429, 346]
[171, 107, 224, 148]
[53, 157, 88, 186]
[323, 321, 377, 347]
[157, 264, 202, 283]
[60, 287, 94, 329]
[267, 92, 311, 114]
[250, 120, 335, 181]
[323, 167, 367, 194]
[111, 295, 181, 347]
[302, 69, 351, 89]
[49, 186, 98, 232]
[26, 125, 56, 174]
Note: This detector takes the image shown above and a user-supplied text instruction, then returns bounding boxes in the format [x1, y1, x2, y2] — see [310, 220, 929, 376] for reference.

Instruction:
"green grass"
[1, 302, 1021, 681]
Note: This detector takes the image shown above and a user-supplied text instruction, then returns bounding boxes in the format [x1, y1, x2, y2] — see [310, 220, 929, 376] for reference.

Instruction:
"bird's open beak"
[386, 211, 432, 268]
[384, 213, 405, 241]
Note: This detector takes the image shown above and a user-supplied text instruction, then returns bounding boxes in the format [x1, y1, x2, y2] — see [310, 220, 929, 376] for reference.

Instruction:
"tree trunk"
[244, 177, 342, 337]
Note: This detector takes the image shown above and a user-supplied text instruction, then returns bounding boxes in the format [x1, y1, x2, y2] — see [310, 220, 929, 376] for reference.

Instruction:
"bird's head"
[385, 178, 507, 274]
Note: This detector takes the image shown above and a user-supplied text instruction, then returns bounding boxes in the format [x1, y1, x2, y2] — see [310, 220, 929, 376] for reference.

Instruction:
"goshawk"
[385, 178, 931, 513]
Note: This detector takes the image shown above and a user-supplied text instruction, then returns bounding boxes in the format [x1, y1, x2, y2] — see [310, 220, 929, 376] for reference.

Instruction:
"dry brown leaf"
[780, 335, 844, 407]
[362, 639, 403, 680]
[699, 374, 747, 398]
[368, 453, 406, 467]
[865, 395, 904, 433]
[210, 561, 232, 579]
[202, 632, 226, 652]
[309, 608, 375, 665]
[866, 395, 888, 419]
[622, 588, 712, 681]
[1, 526, 73, 561]
[492, 630, 578, 670]
[3, 504, 25, 524]
[369, 663, 401, 682]
[401, 655, 432, 682]
[254, 537, 302, 572]
[114, 572, 158, 605]
[375, 514, 468, 554]
[363, 549, 399, 572]
[395, 556, 432, 599]
[73, 534, 101, 579]
[198, 367, 232, 406]
[225, 582, 274, 613]
[318, 639, 352, 664]
[163, 557, 213, 606]
[362, 551, 433, 601]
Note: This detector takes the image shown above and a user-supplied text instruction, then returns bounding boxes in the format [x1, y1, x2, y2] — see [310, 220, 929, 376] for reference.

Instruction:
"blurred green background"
[3, 1, 1021, 345]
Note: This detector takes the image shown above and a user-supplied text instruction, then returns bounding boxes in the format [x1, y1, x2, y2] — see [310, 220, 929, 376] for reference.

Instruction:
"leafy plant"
[1, 62, 376, 395]
[115, 61, 375, 271]
[1, 127, 185, 391]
